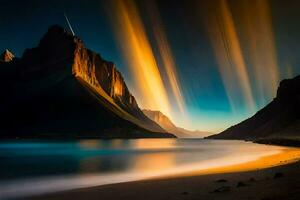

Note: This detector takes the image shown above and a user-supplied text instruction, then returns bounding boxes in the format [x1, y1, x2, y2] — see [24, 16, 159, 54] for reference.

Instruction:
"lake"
[0, 139, 285, 199]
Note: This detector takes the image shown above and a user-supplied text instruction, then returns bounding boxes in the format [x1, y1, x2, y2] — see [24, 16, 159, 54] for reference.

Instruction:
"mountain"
[0, 25, 175, 139]
[208, 75, 300, 143]
[0, 49, 15, 62]
[142, 109, 212, 138]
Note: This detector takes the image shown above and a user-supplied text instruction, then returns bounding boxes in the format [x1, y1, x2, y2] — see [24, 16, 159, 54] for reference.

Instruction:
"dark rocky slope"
[208, 75, 300, 142]
[0, 25, 174, 138]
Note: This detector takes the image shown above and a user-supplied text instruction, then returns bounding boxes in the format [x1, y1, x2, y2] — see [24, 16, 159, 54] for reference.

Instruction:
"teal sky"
[1, 0, 300, 132]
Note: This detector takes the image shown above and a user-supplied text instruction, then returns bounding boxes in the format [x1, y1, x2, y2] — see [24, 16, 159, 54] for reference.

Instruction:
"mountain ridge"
[0, 49, 15, 62]
[142, 109, 212, 138]
[0, 25, 174, 138]
[207, 75, 300, 141]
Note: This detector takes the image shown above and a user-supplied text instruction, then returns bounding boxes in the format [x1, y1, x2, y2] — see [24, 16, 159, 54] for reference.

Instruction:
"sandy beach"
[22, 147, 300, 200]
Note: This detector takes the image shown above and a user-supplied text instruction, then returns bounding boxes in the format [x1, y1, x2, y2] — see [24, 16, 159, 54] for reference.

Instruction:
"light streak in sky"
[108, 0, 172, 118]
[64, 13, 75, 36]
[204, 0, 256, 113]
[145, 0, 187, 116]
[235, 0, 280, 106]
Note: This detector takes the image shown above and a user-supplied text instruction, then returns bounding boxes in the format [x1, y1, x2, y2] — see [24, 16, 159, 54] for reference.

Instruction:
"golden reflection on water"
[131, 139, 176, 150]
[132, 152, 175, 172]
[77, 140, 300, 177]
[78, 139, 132, 150]
[2, 140, 300, 200]
[111, 139, 128, 149]
[78, 139, 177, 173]
[130, 139, 177, 172]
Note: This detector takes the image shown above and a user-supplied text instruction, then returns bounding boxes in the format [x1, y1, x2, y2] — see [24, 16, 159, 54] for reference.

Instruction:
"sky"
[1, 0, 300, 133]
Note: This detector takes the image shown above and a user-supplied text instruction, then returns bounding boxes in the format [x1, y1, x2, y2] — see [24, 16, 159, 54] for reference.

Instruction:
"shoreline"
[254, 138, 300, 147]
[22, 146, 300, 200]
[177, 147, 300, 177]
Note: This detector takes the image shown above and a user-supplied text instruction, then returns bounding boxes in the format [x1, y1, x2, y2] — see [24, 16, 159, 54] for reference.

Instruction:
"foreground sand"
[25, 148, 300, 200]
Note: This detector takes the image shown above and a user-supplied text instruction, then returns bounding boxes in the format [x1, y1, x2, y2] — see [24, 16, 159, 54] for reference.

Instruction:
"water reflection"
[0, 139, 285, 181]
[79, 139, 177, 174]
[132, 152, 175, 172]
[0, 139, 291, 199]
[78, 140, 102, 149]
[130, 139, 175, 150]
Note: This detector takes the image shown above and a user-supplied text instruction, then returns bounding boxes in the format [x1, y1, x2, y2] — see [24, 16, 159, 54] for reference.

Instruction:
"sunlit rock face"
[143, 109, 178, 133]
[72, 39, 139, 112]
[0, 25, 171, 138]
[0, 49, 15, 62]
[208, 75, 300, 141]
[25, 25, 142, 117]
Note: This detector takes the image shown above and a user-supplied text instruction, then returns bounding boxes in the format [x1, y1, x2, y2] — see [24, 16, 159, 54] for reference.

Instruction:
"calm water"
[0, 139, 284, 199]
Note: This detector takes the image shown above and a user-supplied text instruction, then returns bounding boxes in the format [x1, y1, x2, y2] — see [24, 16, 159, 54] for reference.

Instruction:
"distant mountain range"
[208, 75, 300, 144]
[143, 109, 212, 138]
[0, 25, 175, 138]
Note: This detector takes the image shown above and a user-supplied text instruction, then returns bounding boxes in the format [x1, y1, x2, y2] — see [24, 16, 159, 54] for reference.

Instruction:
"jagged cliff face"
[143, 110, 177, 131]
[20, 25, 147, 119]
[0, 25, 170, 138]
[72, 40, 139, 112]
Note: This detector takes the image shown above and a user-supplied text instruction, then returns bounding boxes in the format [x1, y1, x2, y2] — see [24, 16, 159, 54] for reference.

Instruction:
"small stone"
[211, 186, 231, 193]
[215, 179, 228, 183]
[236, 181, 247, 187]
[274, 172, 284, 179]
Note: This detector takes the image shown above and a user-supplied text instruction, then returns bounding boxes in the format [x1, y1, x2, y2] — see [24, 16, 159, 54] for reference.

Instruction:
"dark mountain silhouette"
[0, 25, 175, 139]
[143, 109, 212, 138]
[208, 75, 300, 143]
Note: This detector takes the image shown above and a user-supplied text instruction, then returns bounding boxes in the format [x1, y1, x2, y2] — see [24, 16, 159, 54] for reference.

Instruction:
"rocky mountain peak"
[0, 24, 168, 137]
[142, 110, 168, 123]
[39, 25, 76, 45]
[0, 49, 15, 62]
[276, 75, 300, 101]
[143, 109, 212, 138]
[208, 74, 300, 140]
[23, 25, 152, 127]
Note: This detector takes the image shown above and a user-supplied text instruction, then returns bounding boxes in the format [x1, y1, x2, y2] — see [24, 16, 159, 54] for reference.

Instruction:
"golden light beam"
[145, 0, 186, 116]
[108, 0, 172, 117]
[236, 0, 280, 106]
[204, 0, 256, 112]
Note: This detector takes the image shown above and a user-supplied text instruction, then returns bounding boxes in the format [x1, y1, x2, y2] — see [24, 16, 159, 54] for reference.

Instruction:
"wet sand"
[23, 148, 300, 200]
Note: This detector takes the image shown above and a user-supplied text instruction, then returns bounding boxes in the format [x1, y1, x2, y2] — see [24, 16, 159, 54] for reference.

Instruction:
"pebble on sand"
[236, 181, 247, 187]
[273, 172, 284, 179]
[215, 179, 228, 183]
[211, 186, 231, 193]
